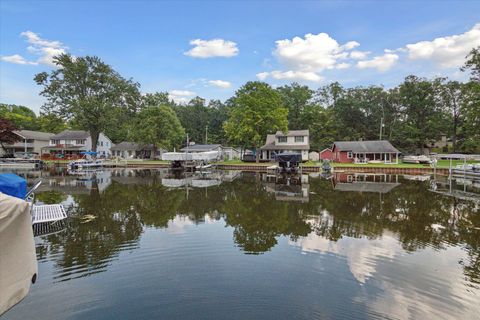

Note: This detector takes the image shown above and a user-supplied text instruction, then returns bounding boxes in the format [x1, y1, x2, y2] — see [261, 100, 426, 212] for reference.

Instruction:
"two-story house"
[43, 130, 112, 158]
[259, 130, 310, 161]
[0, 130, 54, 156]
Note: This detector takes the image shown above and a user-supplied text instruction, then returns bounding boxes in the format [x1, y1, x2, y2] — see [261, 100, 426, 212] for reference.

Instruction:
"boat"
[402, 155, 432, 164]
[452, 164, 480, 177]
[68, 159, 104, 170]
[274, 153, 302, 174]
[0, 192, 38, 316]
[0, 158, 44, 169]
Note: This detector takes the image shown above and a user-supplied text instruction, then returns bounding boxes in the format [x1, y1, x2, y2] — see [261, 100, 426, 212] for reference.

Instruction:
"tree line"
[1, 47, 479, 154]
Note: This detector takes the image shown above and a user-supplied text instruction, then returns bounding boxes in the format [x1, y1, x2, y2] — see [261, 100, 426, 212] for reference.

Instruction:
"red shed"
[319, 148, 333, 160]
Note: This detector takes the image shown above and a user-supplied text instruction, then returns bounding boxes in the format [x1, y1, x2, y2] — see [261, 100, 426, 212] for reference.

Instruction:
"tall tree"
[437, 80, 464, 151]
[398, 75, 440, 153]
[461, 46, 480, 82]
[276, 82, 313, 130]
[224, 81, 288, 162]
[460, 47, 480, 152]
[130, 105, 185, 158]
[34, 54, 141, 152]
[36, 112, 67, 133]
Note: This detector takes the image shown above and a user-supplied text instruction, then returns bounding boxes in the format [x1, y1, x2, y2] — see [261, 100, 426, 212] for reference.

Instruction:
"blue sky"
[1, 0, 479, 114]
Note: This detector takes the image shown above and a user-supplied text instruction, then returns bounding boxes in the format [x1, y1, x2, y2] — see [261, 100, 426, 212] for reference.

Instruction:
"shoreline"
[44, 160, 452, 174]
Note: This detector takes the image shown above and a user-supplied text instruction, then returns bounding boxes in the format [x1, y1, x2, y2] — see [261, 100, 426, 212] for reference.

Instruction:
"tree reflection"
[34, 169, 480, 284]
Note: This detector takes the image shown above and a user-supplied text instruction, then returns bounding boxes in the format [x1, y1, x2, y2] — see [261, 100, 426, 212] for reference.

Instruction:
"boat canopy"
[274, 153, 302, 163]
[80, 151, 97, 155]
[0, 174, 27, 199]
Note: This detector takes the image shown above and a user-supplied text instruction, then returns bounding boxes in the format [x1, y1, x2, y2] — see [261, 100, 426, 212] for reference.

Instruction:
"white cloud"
[273, 32, 357, 72]
[1, 54, 37, 65]
[256, 72, 269, 81]
[257, 32, 363, 83]
[357, 53, 399, 71]
[169, 90, 195, 104]
[336, 62, 350, 69]
[350, 50, 371, 60]
[208, 79, 232, 88]
[184, 39, 239, 58]
[405, 23, 480, 68]
[1, 31, 67, 67]
[258, 70, 324, 82]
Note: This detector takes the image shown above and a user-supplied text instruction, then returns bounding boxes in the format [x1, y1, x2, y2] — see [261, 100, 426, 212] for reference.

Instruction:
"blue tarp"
[0, 173, 27, 199]
[80, 151, 97, 155]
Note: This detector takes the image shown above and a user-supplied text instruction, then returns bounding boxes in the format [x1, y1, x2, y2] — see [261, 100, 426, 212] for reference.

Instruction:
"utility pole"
[379, 117, 384, 140]
[205, 125, 208, 144]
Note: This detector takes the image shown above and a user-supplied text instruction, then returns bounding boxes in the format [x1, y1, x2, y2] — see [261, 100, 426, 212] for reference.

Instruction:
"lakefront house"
[259, 130, 310, 161]
[0, 130, 54, 156]
[331, 140, 400, 164]
[42, 130, 112, 158]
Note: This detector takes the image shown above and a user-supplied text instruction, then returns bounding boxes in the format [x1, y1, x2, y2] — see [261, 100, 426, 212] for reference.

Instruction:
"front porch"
[352, 152, 399, 164]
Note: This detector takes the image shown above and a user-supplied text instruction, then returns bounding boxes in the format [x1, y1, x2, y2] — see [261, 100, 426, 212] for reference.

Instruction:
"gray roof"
[333, 140, 400, 153]
[260, 133, 309, 150]
[15, 130, 54, 140]
[50, 130, 90, 140]
[180, 144, 222, 152]
[275, 129, 309, 137]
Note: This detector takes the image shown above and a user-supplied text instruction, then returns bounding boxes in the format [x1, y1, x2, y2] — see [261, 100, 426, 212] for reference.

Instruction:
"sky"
[1, 0, 479, 114]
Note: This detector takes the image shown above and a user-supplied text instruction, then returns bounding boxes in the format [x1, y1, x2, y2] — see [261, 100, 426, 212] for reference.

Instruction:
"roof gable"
[15, 130, 54, 140]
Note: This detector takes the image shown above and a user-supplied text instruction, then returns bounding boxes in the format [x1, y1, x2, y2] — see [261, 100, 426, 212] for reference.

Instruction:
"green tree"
[398, 75, 442, 153]
[36, 112, 67, 133]
[34, 54, 141, 152]
[173, 97, 209, 144]
[0, 103, 38, 130]
[131, 105, 185, 158]
[276, 82, 313, 130]
[224, 81, 288, 162]
[461, 46, 480, 82]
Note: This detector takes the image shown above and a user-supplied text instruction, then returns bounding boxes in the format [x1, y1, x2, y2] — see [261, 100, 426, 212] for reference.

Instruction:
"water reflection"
[7, 168, 479, 319]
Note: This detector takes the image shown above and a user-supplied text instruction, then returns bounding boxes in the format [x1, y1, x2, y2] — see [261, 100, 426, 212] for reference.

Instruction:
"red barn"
[319, 148, 333, 160]
[332, 140, 400, 164]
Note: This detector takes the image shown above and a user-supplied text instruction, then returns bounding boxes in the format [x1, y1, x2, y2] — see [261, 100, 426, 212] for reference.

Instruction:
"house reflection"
[332, 173, 400, 193]
[262, 173, 310, 202]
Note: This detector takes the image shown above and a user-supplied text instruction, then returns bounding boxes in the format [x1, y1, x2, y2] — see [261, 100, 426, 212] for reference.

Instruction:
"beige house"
[0, 130, 54, 156]
[259, 130, 310, 161]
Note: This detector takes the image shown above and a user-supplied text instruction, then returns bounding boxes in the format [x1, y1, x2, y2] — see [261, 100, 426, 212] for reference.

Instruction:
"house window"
[76, 139, 85, 145]
[347, 151, 353, 158]
[52, 139, 60, 145]
[294, 136, 304, 143]
[278, 136, 287, 143]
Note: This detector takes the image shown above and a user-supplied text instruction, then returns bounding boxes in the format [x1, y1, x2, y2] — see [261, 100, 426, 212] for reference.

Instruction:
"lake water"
[3, 169, 480, 320]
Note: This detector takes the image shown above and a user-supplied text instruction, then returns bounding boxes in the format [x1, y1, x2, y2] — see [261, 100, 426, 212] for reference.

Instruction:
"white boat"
[68, 159, 104, 169]
[0, 158, 44, 169]
[161, 152, 193, 161]
[402, 155, 431, 164]
[452, 164, 480, 177]
[191, 151, 220, 161]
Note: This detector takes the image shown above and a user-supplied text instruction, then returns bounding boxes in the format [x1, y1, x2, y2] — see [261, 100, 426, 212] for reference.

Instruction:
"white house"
[259, 130, 310, 161]
[43, 130, 112, 158]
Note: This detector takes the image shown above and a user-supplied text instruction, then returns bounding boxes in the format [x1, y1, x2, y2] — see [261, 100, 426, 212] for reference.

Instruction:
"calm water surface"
[4, 169, 480, 320]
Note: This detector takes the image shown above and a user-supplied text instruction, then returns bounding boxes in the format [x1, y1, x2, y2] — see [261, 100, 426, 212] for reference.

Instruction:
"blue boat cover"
[0, 173, 27, 199]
